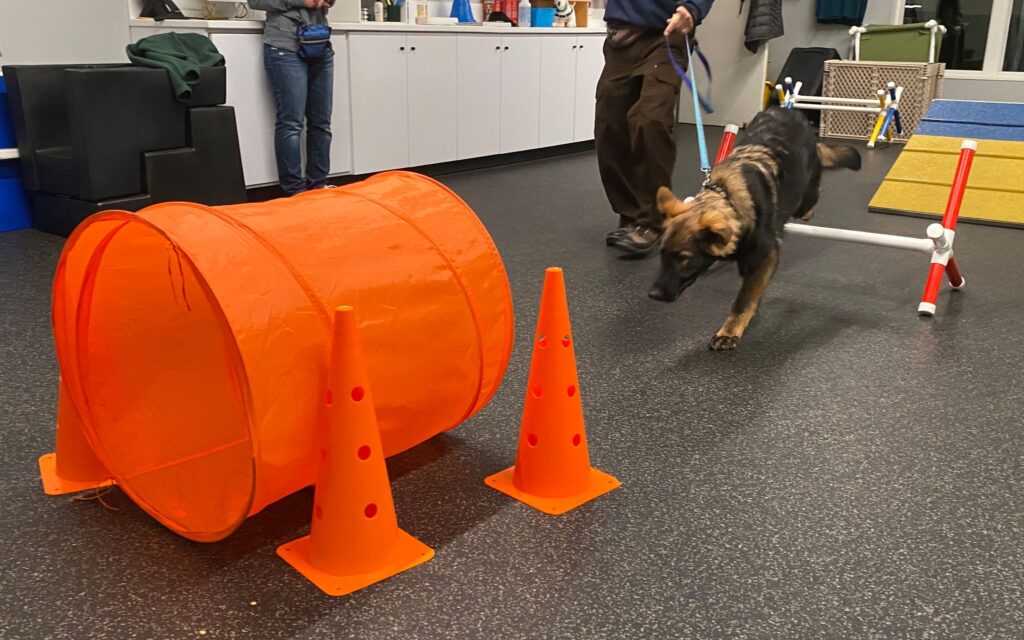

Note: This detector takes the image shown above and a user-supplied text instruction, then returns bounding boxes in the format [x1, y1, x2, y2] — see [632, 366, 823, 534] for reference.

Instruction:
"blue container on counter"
[530, 7, 555, 27]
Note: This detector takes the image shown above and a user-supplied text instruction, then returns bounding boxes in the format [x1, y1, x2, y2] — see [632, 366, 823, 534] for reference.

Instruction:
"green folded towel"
[126, 32, 225, 101]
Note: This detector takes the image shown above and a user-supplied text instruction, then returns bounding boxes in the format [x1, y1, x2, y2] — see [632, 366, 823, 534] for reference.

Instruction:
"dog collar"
[704, 183, 729, 199]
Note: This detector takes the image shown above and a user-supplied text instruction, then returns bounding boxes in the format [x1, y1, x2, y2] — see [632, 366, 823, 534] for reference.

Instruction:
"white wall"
[767, 0, 898, 78]
[0, 1, 131, 67]
[942, 77, 1024, 102]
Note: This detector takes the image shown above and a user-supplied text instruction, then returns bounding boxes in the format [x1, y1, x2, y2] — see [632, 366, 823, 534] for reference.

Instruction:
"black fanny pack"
[297, 24, 332, 59]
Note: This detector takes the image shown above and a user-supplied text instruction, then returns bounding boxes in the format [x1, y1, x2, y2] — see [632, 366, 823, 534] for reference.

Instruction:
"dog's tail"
[817, 143, 862, 171]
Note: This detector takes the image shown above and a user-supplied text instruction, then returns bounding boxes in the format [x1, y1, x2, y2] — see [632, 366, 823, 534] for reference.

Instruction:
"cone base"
[38, 453, 114, 496]
[276, 529, 434, 596]
[484, 466, 621, 515]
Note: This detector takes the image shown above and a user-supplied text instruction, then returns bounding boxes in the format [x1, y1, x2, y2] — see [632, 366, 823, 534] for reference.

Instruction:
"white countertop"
[129, 18, 606, 34]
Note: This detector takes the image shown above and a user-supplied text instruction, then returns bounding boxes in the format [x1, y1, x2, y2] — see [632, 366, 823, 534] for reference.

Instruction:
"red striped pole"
[714, 124, 739, 166]
[918, 140, 975, 316]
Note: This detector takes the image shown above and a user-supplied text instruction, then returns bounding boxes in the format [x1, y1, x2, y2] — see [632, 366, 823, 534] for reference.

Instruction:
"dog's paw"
[709, 334, 740, 351]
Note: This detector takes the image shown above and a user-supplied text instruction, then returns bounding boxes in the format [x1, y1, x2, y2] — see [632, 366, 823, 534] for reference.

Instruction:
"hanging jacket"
[743, 0, 783, 53]
[126, 33, 225, 101]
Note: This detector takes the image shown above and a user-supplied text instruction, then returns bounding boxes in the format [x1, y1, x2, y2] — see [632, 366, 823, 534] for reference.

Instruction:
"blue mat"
[916, 121, 1024, 142]
[924, 99, 1024, 127]
[918, 99, 1024, 142]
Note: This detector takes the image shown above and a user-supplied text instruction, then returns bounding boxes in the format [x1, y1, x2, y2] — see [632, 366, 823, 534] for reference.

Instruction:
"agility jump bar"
[777, 77, 904, 149]
[713, 128, 975, 317]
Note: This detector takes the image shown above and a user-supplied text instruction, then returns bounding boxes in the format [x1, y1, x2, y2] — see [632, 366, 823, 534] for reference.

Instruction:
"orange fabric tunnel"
[51, 172, 514, 542]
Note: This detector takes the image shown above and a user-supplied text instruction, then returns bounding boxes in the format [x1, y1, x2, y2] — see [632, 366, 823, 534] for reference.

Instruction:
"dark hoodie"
[604, 0, 716, 31]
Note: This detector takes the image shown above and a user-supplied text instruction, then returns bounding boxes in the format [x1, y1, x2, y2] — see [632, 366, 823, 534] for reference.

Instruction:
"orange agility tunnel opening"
[51, 172, 514, 542]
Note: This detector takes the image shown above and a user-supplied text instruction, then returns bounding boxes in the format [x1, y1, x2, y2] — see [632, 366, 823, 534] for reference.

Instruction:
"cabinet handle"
[572, 45, 577, 50]
[400, 46, 405, 51]
[580, 45, 584, 49]
[411, 46, 417, 51]
[495, 46, 500, 51]
[504, 46, 509, 51]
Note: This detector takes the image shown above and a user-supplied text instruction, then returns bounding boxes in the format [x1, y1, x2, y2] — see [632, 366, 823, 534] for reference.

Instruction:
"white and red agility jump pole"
[713, 128, 974, 316]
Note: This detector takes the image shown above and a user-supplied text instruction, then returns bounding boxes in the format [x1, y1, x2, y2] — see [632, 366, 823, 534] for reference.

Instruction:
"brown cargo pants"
[595, 28, 687, 231]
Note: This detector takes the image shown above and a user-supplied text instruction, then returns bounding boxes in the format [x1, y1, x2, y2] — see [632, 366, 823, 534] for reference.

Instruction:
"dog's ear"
[656, 187, 692, 219]
[698, 209, 739, 257]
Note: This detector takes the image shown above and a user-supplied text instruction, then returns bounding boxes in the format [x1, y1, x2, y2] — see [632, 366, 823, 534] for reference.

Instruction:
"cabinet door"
[573, 34, 605, 143]
[406, 35, 458, 167]
[538, 36, 578, 148]
[500, 36, 542, 154]
[329, 34, 353, 176]
[349, 34, 409, 174]
[456, 35, 502, 160]
[210, 33, 279, 186]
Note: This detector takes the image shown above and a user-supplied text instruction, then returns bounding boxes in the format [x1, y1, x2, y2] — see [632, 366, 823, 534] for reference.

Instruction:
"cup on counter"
[386, 3, 402, 21]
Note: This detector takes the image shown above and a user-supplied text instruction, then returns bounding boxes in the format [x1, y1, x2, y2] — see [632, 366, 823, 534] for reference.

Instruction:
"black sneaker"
[613, 224, 663, 256]
[605, 223, 637, 246]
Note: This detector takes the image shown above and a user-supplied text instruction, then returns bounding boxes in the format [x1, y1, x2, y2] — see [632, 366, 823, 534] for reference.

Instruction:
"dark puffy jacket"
[744, 0, 784, 53]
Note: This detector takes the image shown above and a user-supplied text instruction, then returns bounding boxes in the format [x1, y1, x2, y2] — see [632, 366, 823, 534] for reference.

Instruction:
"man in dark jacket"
[249, 0, 335, 195]
[600, 0, 716, 256]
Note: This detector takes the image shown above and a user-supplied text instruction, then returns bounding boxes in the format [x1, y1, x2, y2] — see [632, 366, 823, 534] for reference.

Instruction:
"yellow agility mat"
[870, 135, 1024, 228]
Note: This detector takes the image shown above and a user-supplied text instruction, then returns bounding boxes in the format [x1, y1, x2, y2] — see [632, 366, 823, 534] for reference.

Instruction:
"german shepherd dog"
[648, 107, 861, 350]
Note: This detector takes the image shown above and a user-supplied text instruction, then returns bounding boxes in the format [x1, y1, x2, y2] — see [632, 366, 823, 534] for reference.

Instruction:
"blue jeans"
[264, 44, 334, 195]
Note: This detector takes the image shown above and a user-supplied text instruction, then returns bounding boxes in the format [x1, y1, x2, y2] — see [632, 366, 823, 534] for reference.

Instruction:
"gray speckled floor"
[2, 127, 1023, 639]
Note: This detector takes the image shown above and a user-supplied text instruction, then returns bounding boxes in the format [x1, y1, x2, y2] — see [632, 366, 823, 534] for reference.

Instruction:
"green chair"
[851, 21, 946, 63]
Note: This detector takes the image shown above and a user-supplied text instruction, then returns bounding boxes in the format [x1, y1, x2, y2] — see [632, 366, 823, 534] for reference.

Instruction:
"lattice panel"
[821, 61, 945, 143]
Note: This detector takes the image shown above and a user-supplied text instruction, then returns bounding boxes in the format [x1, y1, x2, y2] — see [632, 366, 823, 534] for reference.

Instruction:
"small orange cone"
[485, 267, 620, 514]
[39, 378, 114, 495]
[277, 306, 433, 596]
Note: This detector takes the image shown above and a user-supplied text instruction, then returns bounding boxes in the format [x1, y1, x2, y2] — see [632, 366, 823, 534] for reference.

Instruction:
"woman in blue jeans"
[249, 0, 335, 195]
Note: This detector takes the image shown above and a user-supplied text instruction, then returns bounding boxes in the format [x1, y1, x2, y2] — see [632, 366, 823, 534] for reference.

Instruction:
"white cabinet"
[210, 32, 279, 186]
[211, 32, 352, 187]
[349, 33, 459, 174]
[500, 36, 543, 154]
[349, 34, 410, 175]
[456, 35, 502, 160]
[573, 34, 605, 143]
[407, 35, 458, 167]
[328, 34, 354, 176]
[455, 34, 543, 157]
[539, 36, 578, 148]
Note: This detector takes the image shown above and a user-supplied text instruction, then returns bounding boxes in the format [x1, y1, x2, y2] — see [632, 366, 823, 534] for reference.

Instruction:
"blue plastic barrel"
[0, 75, 32, 232]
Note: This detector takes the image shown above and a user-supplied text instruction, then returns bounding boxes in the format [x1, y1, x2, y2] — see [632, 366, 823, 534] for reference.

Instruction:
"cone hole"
[320, 448, 328, 463]
[315, 504, 324, 521]
[567, 385, 576, 397]
[325, 390, 333, 406]
[538, 334, 548, 348]
[351, 386, 365, 402]
[562, 335, 571, 348]
[572, 434, 582, 447]
[364, 503, 378, 518]
[357, 445, 371, 460]
[532, 385, 543, 398]
[527, 433, 538, 447]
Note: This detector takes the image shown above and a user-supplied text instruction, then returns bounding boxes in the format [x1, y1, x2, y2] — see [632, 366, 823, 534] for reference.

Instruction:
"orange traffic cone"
[39, 378, 114, 495]
[485, 267, 620, 514]
[277, 306, 433, 596]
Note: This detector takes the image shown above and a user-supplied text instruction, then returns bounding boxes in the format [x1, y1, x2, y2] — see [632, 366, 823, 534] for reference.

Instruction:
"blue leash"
[667, 33, 713, 182]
